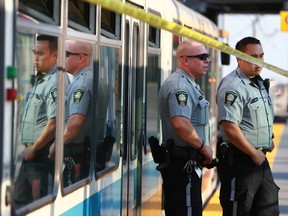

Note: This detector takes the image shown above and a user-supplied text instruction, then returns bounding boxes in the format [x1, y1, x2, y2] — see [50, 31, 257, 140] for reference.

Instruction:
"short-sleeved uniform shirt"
[21, 64, 58, 143]
[216, 68, 274, 148]
[159, 68, 210, 147]
[65, 66, 93, 144]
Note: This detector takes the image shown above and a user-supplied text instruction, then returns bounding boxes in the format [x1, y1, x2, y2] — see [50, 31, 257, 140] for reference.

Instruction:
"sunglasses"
[66, 51, 88, 57]
[180, 53, 209, 61]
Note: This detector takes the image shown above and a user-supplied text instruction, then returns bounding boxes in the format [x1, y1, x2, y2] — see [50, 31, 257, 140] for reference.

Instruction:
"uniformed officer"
[159, 40, 213, 216]
[14, 35, 59, 208]
[49, 40, 93, 186]
[216, 37, 279, 216]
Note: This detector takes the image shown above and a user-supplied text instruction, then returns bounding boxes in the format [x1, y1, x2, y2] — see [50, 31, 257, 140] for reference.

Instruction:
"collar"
[47, 64, 58, 75]
[73, 66, 91, 80]
[176, 68, 197, 87]
[235, 67, 263, 88]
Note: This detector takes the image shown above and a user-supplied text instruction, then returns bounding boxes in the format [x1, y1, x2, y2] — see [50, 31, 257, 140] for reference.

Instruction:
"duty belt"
[170, 145, 199, 161]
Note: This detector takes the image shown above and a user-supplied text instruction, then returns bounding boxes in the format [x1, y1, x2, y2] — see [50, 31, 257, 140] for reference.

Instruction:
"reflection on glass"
[58, 40, 93, 187]
[146, 53, 160, 150]
[13, 33, 58, 209]
[96, 46, 120, 173]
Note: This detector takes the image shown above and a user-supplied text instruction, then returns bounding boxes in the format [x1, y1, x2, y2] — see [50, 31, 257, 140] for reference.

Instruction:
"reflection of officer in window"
[159, 40, 213, 216]
[49, 40, 92, 186]
[216, 37, 279, 215]
[95, 78, 112, 172]
[14, 35, 58, 208]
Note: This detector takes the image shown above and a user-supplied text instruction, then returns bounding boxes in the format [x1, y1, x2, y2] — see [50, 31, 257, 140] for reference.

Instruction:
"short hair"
[235, 37, 261, 52]
[36, 34, 58, 52]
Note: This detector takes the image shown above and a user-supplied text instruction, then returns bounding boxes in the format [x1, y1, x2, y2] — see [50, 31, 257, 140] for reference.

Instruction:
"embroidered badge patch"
[73, 89, 85, 104]
[175, 91, 188, 106]
[50, 87, 57, 102]
[224, 91, 238, 106]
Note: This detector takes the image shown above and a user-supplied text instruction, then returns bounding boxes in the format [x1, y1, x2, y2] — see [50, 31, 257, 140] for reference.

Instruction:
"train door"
[122, 15, 144, 216]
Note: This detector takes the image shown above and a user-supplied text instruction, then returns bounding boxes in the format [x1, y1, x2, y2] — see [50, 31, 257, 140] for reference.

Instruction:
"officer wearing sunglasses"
[158, 40, 213, 216]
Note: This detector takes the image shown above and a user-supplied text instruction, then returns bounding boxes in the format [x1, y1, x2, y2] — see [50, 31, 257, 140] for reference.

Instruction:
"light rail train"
[0, 0, 221, 215]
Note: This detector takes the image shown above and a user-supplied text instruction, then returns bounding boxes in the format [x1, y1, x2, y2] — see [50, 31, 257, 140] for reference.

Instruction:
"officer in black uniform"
[216, 37, 279, 216]
[159, 40, 213, 216]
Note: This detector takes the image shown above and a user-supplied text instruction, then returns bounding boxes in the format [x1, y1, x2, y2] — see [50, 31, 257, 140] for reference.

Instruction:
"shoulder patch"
[50, 87, 57, 102]
[224, 91, 238, 106]
[175, 91, 188, 106]
[73, 89, 85, 104]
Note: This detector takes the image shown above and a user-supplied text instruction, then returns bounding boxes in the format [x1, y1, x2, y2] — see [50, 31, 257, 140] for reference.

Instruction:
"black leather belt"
[170, 145, 199, 160]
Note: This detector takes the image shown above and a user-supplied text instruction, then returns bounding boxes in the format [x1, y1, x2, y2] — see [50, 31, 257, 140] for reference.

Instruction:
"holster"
[216, 136, 234, 167]
[148, 136, 166, 163]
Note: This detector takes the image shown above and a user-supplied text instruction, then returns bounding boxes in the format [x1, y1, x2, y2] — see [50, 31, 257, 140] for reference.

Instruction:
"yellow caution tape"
[84, 0, 288, 77]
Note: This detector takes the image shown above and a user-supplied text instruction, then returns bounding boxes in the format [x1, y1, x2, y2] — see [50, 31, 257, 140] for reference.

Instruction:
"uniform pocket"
[198, 99, 209, 124]
[247, 99, 266, 128]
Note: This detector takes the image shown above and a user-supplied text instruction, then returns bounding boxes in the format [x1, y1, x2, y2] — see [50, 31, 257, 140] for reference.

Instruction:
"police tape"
[84, 0, 288, 77]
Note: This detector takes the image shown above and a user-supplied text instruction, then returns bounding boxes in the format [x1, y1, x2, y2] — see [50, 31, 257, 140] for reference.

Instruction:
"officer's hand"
[267, 141, 275, 152]
[199, 145, 213, 165]
[49, 143, 56, 160]
[251, 148, 265, 166]
[22, 145, 36, 161]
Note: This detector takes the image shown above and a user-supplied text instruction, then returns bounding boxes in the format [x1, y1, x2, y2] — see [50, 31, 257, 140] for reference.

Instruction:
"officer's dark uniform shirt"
[21, 64, 58, 144]
[159, 68, 210, 147]
[216, 67, 274, 148]
[65, 66, 93, 144]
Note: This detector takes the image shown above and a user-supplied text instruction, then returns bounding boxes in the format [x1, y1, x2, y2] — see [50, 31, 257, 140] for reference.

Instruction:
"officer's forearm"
[171, 116, 203, 149]
[33, 118, 56, 151]
[64, 113, 86, 144]
[221, 120, 257, 157]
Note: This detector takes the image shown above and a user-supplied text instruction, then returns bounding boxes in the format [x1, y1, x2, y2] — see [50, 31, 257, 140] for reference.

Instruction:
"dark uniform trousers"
[161, 157, 202, 216]
[14, 143, 53, 208]
[218, 147, 279, 216]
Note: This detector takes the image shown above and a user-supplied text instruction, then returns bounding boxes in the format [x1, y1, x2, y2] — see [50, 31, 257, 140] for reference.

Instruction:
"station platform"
[203, 122, 288, 216]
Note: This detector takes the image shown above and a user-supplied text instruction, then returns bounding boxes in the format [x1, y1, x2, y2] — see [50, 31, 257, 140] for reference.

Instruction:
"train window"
[68, 0, 96, 33]
[122, 22, 130, 163]
[19, 0, 60, 24]
[101, 8, 121, 39]
[145, 53, 161, 153]
[130, 25, 143, 160]
[148, 26, 160, 48]
[13, 32, 58, 214]
[95, 46, 121, 174]
[172, 34, 180, 72]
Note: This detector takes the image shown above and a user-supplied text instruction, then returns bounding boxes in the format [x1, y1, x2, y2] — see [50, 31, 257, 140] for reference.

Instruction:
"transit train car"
[0, 0, 220, 215]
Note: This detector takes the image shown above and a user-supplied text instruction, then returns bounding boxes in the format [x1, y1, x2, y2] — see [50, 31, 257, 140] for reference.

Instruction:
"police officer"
[216, 37, 279, 216]
[159, 40, 213, 216]
[14, 35, 59, 208]
[49, 40, 93, 186]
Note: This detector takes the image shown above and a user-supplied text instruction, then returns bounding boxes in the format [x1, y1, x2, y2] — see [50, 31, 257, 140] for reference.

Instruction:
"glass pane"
[61, 40, 93, 187]
[146, 53, 160, 150]
[19, 0, 59, 24]
[131, 26, 142, 160]
[13, 33, 58, 209]
[172, 34, 180, 72]
[68, 0, 90, 29]
[101, 8, 121, 39]
[96, 46, 121, 173]
[19, 0, 53, 18]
